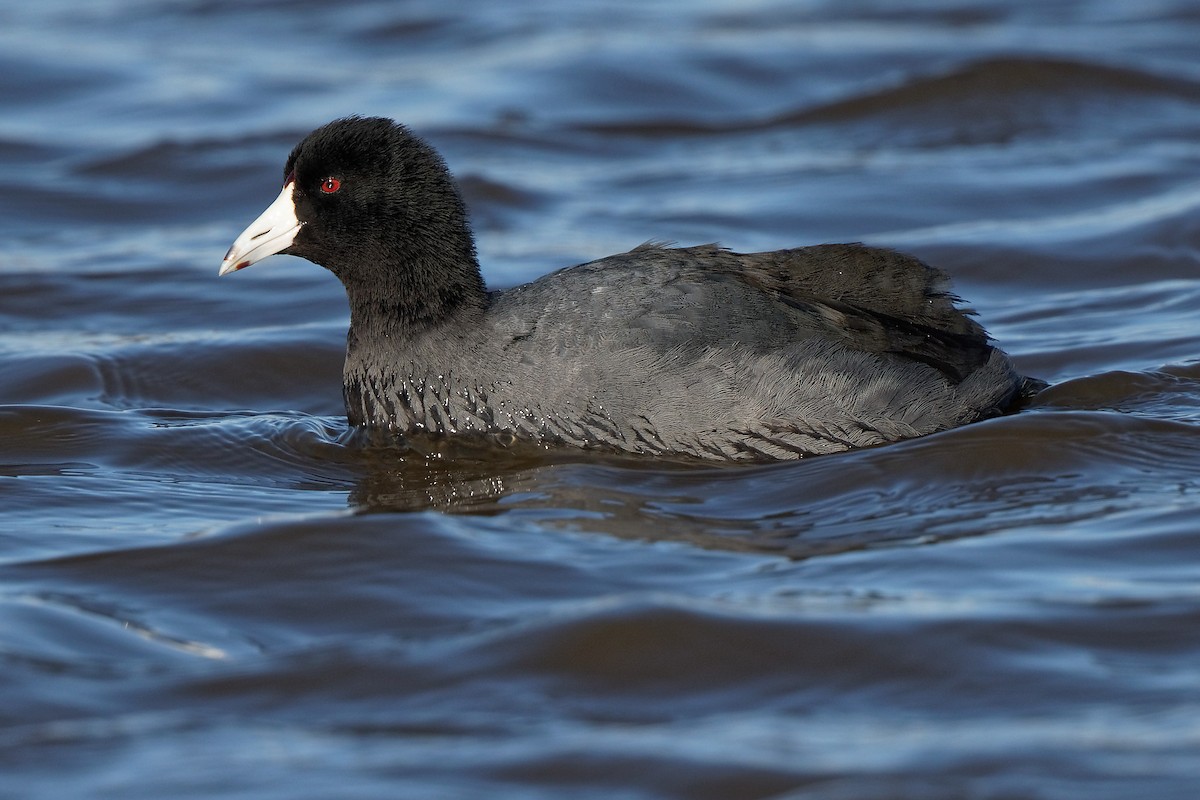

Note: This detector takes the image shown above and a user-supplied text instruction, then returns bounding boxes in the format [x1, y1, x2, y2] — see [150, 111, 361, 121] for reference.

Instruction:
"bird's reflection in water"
[339, 426, 791, 555]
[341, 429, 528, 513]
[335, 408, 1141, 561]
[342, 427, 688, 515]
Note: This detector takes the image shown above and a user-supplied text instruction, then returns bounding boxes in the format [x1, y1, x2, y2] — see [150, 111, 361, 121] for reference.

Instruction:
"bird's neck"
[339, 241, 488, 343]
[339, 251, 492, 430]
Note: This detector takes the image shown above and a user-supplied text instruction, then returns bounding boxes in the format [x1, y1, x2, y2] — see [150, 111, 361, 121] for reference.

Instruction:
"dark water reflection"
[3, 1, 1200, 798]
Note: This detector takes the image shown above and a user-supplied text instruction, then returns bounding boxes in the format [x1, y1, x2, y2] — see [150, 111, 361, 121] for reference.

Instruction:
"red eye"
[320, 177, 341, 194]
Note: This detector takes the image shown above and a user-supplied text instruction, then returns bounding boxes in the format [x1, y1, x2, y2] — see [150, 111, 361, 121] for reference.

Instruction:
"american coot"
[221, 116, 1043, 461]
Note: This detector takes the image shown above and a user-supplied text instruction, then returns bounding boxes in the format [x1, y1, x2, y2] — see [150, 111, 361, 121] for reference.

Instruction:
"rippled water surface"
[4, 2, 1200, 798]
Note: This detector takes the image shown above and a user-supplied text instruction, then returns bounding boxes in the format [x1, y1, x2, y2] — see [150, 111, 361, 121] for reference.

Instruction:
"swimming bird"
[220, 116, 1042, 461]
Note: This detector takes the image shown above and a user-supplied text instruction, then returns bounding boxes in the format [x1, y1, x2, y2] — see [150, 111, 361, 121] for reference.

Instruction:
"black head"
[221, 116, 485, 332]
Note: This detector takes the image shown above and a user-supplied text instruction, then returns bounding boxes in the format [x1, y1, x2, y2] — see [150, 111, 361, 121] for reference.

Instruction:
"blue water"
[3, 2, 1200, 798]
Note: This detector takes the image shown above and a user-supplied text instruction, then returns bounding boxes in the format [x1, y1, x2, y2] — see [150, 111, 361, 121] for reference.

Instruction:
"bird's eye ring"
[320, 177, 342, 194]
